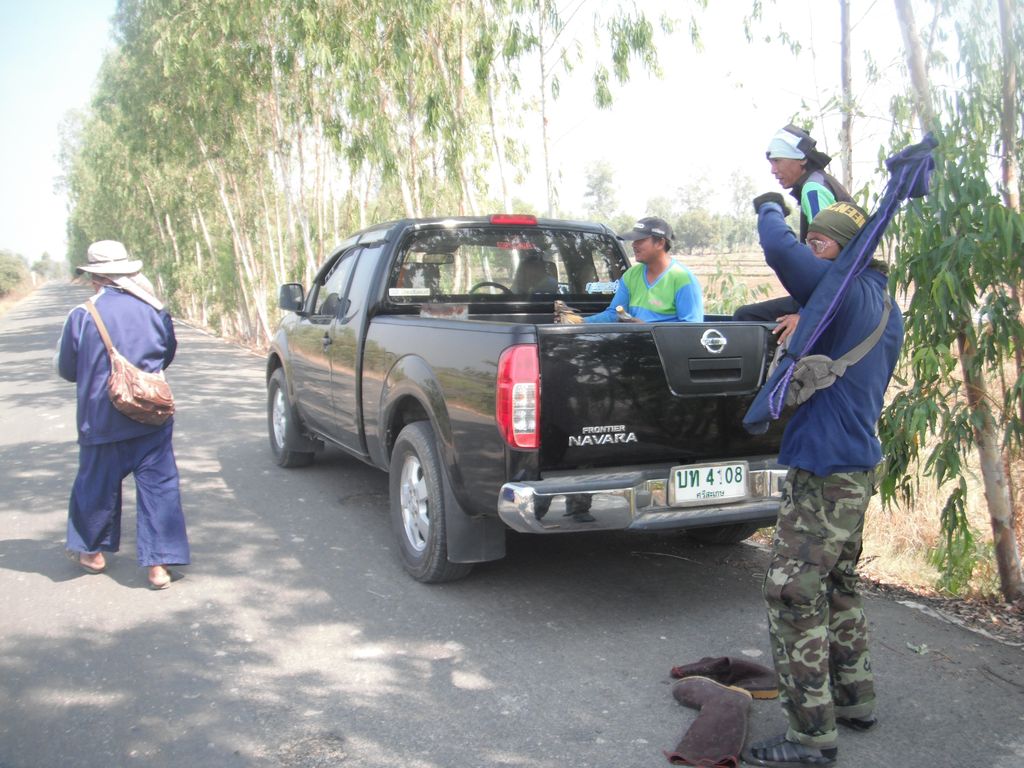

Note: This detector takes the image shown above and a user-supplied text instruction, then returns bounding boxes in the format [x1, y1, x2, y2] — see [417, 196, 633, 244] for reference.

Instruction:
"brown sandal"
[148, 565, 172, 590]
[69, 550, 106, 574]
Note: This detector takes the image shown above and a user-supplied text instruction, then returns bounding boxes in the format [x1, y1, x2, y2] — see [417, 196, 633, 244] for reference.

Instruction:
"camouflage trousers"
[762, 467, 877, 748]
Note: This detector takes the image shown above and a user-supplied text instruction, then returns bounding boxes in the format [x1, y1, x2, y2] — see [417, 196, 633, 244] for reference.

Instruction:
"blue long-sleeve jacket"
[57, 286, 177, 445]
[758, 204, 904, 476]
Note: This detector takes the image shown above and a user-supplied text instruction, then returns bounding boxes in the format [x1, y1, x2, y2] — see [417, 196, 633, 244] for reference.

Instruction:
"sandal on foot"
[69, 551, 106, 574]
[148, 565, 172, 590]
[742, 734, 837, 767]
[837, 715, 877, 732]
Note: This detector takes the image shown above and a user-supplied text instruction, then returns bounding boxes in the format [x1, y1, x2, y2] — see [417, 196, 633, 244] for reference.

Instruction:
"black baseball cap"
[619, 216, 674, 242]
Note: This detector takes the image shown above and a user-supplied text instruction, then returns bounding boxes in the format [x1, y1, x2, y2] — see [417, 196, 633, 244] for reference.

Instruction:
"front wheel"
[267, 368, 315, 468]
[389, 422, 472, 583]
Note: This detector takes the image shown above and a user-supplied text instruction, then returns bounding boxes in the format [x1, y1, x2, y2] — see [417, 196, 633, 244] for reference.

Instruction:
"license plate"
[669, 462, 749, 506]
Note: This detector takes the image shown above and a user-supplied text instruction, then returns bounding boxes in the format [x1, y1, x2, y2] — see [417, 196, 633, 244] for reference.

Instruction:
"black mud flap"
[442, 464, 506, 563]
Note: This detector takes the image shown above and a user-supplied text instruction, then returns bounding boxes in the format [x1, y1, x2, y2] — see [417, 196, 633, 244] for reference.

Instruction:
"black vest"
[791, 169, 853, 242]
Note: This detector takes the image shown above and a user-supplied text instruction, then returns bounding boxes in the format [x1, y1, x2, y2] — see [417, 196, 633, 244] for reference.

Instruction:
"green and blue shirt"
[584, 261, 703, 323]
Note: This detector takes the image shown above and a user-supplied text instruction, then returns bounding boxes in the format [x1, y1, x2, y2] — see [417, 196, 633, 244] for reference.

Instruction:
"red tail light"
[497, 344, 540, 449]
[490, 214, 538, 226]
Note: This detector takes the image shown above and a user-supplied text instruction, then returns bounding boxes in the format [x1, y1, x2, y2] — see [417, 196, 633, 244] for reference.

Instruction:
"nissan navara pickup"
[266, 214, 788, 582]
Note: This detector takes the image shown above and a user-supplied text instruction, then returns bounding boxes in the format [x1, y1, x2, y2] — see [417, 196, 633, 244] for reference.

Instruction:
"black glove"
[752, 192, 791, 217]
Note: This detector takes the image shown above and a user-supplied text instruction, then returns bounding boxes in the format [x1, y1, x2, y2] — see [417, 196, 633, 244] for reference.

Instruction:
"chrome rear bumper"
[497, 465, 787, 534]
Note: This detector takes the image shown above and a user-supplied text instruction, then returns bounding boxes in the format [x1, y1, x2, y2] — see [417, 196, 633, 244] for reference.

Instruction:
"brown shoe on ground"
[670, 655, 779, 699]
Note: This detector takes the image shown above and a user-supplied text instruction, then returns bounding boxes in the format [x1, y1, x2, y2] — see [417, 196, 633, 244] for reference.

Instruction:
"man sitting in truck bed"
[583, 217, 703, 323]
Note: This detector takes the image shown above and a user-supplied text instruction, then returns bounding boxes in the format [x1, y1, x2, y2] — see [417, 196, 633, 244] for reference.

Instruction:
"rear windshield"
[386, 226, 628, 305]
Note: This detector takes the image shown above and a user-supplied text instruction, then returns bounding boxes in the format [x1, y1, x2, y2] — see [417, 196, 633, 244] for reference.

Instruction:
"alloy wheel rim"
[272, 388, 288, 450]
[399, 454, 429, 553]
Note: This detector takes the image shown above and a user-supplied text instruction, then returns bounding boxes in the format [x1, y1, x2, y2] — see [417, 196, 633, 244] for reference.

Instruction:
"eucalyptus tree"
[0, 250, 29, 297]
[476, 0, 698, 217]
[881, 0, 1023, 600]
[582, 160, 618, 221]
[65, 0, 701, 349]
[102, 0, 284, 342]
[319, 0, 498, 219]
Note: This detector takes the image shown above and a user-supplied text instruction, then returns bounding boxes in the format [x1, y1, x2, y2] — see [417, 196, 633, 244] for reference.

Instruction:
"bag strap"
[82, 299, 118, 359]
[833, 292, 892, 368]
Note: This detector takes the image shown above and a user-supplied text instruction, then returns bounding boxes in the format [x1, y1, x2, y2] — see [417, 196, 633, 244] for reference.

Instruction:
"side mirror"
[279, 283, 305, 312]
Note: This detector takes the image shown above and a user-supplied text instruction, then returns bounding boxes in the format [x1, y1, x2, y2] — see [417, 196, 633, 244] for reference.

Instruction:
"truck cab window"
[312, 248, 359, 317]
[387, 227, 626, 305]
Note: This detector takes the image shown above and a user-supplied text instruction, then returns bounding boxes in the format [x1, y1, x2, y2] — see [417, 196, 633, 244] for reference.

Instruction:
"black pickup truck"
[266, 214, 788, 582]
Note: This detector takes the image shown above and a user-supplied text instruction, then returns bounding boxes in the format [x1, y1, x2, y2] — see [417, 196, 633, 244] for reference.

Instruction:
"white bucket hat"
[76, 240, 143, 276]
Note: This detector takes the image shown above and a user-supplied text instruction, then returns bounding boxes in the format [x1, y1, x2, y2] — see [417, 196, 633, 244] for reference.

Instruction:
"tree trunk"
[999, 0, 1020, 216]
[959, 334, 1024, 600]
[195, 206, 216, 327]
[143, 181, 168, 248]
[997, 0, 1024, 584]
[539, 16, 554, 217]
[896, 0, 1023, 601]
[997, 0, 1024, 429]
[165, 213, 181, 265]
[894, 0, 937, 129]
[487, 82, 512, 212]
[839, 0, 853, 191]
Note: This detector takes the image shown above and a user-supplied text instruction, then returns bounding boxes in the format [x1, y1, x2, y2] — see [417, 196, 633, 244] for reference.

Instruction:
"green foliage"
[927, 527, 980, 596]
[672, 209, 759, 255]
[582, 161, 618, 221]
[31, 253, 66, 280]
[878, 0, 1024, 595]
[702, 266, 770, 316]
[0, 250, 30, 297]
[62, 0, 691, 345]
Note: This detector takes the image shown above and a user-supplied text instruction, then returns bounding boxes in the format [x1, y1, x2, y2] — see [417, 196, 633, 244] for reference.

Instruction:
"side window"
[342, 244, 385, 321]
[312, 248, 360, 317]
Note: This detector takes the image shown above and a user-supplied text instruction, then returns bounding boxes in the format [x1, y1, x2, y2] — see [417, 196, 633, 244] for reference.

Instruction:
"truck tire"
[686, 522, 765, 545]
[267, 368, 315, 468]
[389, 422, 473, 583]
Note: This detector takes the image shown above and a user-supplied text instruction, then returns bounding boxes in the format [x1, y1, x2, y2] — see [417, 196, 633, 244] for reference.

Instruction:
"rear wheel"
[267, 368, 315, 468]
[389, 422, 472, 583]
[686, 522, 765, 545]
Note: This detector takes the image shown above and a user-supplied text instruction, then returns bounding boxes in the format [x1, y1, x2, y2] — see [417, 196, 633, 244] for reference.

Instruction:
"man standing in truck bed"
[583, 217, 703, 323]
[735, 124, 854, 326]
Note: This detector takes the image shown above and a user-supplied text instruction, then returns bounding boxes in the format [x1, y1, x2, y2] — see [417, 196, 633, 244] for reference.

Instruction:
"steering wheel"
[468, 281, 512, 294]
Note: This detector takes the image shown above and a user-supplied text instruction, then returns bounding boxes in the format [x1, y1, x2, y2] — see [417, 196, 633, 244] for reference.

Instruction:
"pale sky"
[0, 0, 910, 265]
[0, 0, 116, 263]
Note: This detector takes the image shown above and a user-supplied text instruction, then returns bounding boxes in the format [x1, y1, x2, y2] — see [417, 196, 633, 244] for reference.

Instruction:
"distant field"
[684, 250, 780, 279]
[681, 249, 785, 307]
[686, 249, 912, 314]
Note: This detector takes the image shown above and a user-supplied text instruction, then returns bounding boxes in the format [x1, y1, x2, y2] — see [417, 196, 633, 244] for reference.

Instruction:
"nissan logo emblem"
[700, 329, 727, 354]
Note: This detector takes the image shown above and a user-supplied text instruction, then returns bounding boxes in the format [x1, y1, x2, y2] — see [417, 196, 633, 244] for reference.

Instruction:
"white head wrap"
[766, 128, 806, 160]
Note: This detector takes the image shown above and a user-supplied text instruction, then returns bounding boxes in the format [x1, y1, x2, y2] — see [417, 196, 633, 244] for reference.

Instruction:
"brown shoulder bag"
[83, 301, 175, 426]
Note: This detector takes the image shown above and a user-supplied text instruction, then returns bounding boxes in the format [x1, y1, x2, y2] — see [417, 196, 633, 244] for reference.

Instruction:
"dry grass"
[860, 468, 994, 596]
[0, 279, 38, 318]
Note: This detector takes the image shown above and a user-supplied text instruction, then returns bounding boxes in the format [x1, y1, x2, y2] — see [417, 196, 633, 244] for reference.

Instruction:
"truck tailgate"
[536, 322, 787, 470]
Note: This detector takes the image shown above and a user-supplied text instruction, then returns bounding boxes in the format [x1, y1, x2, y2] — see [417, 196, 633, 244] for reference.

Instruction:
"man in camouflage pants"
[743, 200, 904, 766]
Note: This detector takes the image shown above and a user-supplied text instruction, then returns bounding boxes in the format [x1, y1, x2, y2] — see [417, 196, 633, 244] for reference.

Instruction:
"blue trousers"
[67, 426, 190, 566]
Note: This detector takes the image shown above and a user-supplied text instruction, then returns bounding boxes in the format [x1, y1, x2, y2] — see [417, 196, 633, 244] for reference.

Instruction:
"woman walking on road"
[56, 240, 189, 590]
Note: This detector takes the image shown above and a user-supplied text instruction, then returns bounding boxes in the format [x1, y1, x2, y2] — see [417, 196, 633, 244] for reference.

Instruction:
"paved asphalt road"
[1, 282, 1022, 768]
